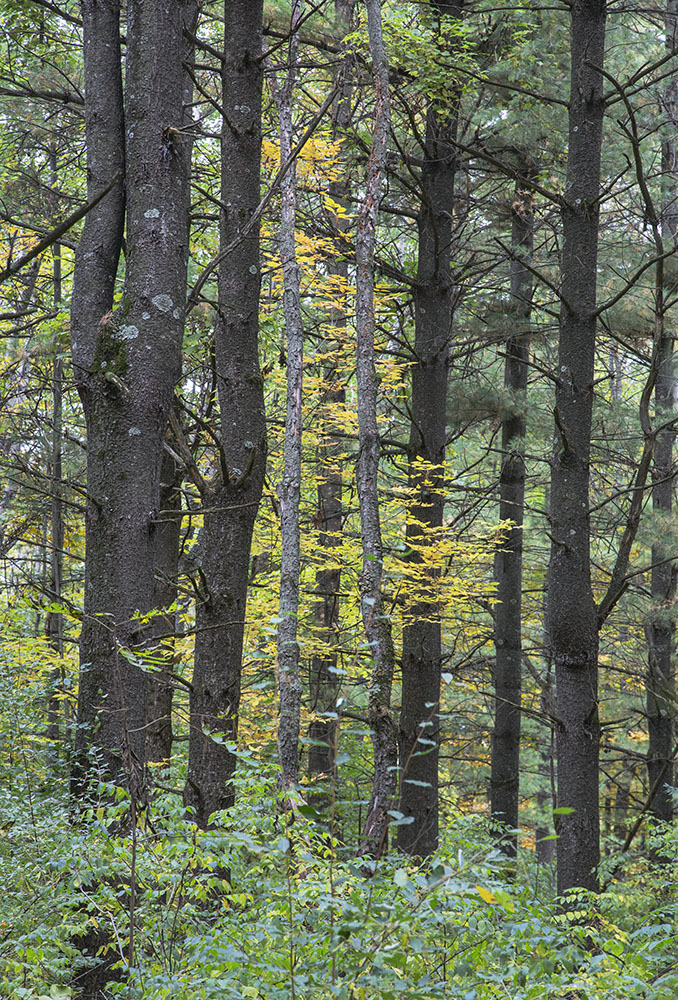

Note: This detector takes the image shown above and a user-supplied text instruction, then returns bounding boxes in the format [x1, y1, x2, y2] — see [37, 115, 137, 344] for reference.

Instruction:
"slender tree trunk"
[71, 0, 196, 800]
[647, 0, 678, 824]
[536, 764, 556, 864]
[545, 0, 606, 895]
[536, 656, 556, 863]
[307, 0, 354, 789]
[357, 0, 396, 857]
[145, 433, 182, 766]
[490, 172, 534, 856]
[47, 330, 64, 734]
[273, 0, 305, 793]
[47, 145, 65, 748]
[184, 0, 267, 827]
[613, 770, 632, 840]
[0, 263, 40, 561]
[397, 0, 460, 857]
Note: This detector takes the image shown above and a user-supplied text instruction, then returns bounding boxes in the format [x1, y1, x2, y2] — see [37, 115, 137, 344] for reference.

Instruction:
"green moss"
[91, 318, 129, 382]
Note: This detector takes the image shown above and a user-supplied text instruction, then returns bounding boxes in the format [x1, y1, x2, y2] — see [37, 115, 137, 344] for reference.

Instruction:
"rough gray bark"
[47, 146, 65, 748]
[489, 173, 534, 856]
[647, 0, 678, 824]
[397, 0, 460, 858]
[271, 0, 305, 792]
[307, 0, 353, 789]
[536, 654, 556, 863]
[357, 0, 396, 857]
[71, 0, 196, 800]
[545, 0, 606, 895]
[184, 0, 267, 828]
[536, 758, 556, 864]
[47, 331, 65, 742]
[145, 14, 198, 771]
[145, 434, 182, 766]
[70, 0, 126, 798]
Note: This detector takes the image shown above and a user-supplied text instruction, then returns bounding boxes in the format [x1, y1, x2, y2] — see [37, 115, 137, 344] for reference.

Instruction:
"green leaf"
[297, 804, 322, 821]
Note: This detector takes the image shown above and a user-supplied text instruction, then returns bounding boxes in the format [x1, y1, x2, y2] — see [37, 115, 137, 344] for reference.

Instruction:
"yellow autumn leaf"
[476, 885, 497, 905]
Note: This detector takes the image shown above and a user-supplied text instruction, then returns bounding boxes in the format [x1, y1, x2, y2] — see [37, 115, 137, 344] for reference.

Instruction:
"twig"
[0, 172, 121, 284]
[186, 83, 340, 311]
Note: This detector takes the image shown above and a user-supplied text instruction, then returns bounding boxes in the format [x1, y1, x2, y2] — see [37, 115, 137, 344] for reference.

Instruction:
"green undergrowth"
[2, 764, 678, 1000]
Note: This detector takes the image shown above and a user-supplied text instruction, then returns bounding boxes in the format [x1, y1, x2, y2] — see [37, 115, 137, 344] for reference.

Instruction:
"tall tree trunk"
[145, 6, 198, 772]
[613, 768, 632, 840]
[536, 653, 556, 863]
[545, 0, 606, 895]
[184, 0, 267, 828]
[70, 0, 126, 798]
[647, 0, 678, 824]
[397, 0, 460, 858]
[357, 0, 396, 858]
[47, 145, 65, 748]
[307, 0, 354, 790]
[274, 0, 305, 793]
[490, 171, 534, 856]
[145, 434, 182, 766]
[71, 0, 196, 800]
[0, 262, 40, 562]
